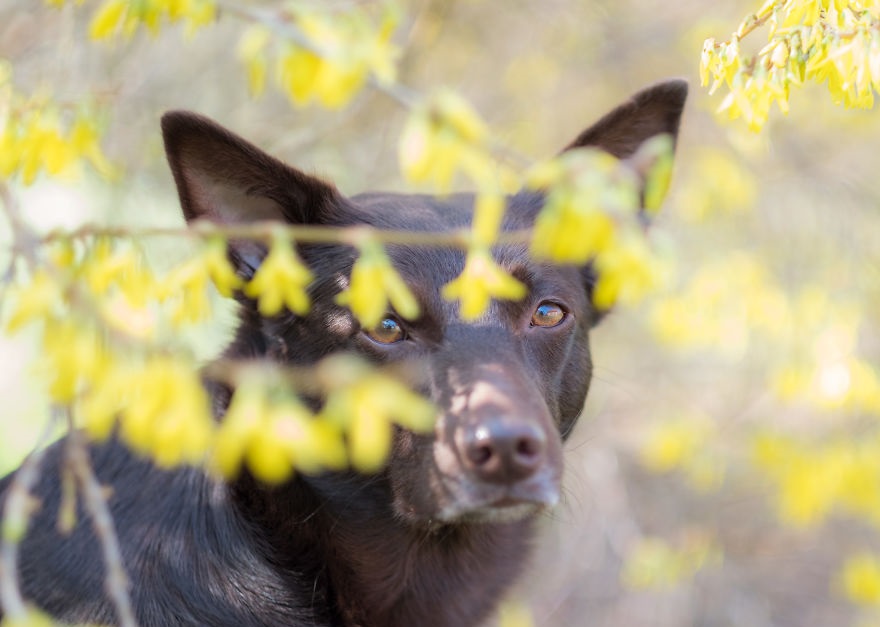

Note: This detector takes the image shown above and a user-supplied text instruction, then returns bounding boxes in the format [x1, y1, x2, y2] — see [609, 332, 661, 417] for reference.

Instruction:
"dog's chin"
[440, 499, 546, 524]
[396, 480, 560, 528]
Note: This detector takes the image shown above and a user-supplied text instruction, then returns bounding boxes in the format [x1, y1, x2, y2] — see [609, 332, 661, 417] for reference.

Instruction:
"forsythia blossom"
[87, 0, 216, 40]
[701, 0, 880, 130]
[335, 237, 420, 328]
[243, 233, 313, 317]
[0, 66, 114, 185]
[317, 355, 435, 472]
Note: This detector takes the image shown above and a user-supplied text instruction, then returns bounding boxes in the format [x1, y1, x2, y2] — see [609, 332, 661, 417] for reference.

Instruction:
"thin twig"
[0, 411, 61, 619]
[33, 221, 534, 249]
[64, 408, 138, 627]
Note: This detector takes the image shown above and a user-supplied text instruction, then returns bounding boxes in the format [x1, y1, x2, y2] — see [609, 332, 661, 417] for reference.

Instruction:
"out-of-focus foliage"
[0, 0, 878, 626]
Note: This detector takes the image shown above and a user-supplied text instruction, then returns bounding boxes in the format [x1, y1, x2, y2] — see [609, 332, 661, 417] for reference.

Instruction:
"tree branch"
[64, 409, 138, 627]
[0, 412, 61, 619]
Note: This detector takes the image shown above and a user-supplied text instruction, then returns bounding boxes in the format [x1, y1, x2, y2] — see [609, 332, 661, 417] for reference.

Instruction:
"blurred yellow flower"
[471, 192, 507, 247]
[243, 234, 313, 317]
[641, 415, 710, 473]
[441, 248, 526, 321]
[202, 237, 243, 298]
[399, 89, 491, 191]
[527, 149, 636, 265]
[213, 373, 347, 482]
[87, 0, 215, 40]
[237, 26, 271, 96]
[274, 8, 398, 109]
[117, 357, 214, 467]
[335, 238, 419, 328]
[622, 534, 721, 590]
[88, 0, 126, 40]
[3, 270, 64, 333]
[42, 318, 110, 404]
[592, 234, 660, 311]
[497, 601, 534, 627]
[318, 355, 435, 472]
[840, 553, 880, 606]
[0, 95, 114, 184]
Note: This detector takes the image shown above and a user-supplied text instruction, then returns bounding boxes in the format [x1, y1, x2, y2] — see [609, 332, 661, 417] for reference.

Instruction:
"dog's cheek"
[388, 430, 448, 522]
[556, 327, 594, 438]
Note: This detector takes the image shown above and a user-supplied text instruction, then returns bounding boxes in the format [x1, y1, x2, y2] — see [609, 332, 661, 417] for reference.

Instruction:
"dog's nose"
[460, 419, 547, 484]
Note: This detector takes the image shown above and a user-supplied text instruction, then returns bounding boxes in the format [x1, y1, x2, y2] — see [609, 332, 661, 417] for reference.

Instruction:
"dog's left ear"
[563, 79, 687, 162]
[162, 111, 341, 277]
[564, 79, 687, 209]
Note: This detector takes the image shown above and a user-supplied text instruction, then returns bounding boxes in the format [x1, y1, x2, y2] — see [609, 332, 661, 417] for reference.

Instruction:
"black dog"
[0, 80, 686, 626]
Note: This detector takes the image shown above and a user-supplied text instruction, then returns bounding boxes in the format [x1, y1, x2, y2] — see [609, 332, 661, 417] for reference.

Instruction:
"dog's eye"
[365, 317, 405, 344]
[531, 302, 566, 328]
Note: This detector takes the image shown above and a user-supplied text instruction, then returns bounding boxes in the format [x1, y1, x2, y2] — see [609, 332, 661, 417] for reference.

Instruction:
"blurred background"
[1, 1, 879, 626]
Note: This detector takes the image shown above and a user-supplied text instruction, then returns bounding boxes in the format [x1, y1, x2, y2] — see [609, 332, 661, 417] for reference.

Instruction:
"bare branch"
[0, 412, 60, 619]
[64, 409, 138, 627]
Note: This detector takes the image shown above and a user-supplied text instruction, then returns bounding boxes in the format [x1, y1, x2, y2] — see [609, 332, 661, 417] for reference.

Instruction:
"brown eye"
[365, 317, 405, 344]
[531, 302, 566, 328]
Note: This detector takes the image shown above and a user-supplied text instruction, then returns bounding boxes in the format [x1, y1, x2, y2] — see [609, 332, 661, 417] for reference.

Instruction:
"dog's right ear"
[162, 111, 340, 276]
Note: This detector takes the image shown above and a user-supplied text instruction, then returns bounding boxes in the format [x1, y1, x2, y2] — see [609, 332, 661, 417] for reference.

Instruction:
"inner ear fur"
[161, 111, 340, 226]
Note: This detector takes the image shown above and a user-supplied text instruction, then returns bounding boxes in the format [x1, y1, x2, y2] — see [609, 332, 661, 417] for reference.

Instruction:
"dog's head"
[162, 80, 687, 525]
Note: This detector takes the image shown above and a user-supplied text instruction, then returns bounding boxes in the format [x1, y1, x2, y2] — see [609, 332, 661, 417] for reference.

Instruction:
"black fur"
[0, 80, 687, 626]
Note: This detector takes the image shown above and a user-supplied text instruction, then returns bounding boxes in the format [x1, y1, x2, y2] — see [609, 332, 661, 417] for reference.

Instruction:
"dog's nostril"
[461, 421, 547, 484]
[516, 438, 540, 458]
[469, 444, 493, 466]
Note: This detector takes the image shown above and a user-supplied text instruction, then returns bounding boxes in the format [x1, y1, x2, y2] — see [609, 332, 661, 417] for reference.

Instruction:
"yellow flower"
[0, 606, 56, 627]
[119, 357, 214, 467]
[42, 318, 110, 403]
[82, 239, 156, 307]
[592, 233, 660, 310]
[69, 116, 116, 179]
[839, 553, 880, 606]
[441, 248, 526, 321]
[161, 253, 213, 326]
[335, 238, 419, 328]
[277, 46, 324, 106]
[497, 602, 535, 627]
[318, 355, 435, 473]
[89, 0, 126, 40]
[622, 535, 721, 590]
[202, 237, 243, 298]
[243, 234, 313, 316]
[238, 26, 271, 96]
[527, 149, 637, 266]
[637, 134, 675, 215]
[89, 0, 214, 40]
[641, 416, 709, 473]
[212, 377, 346, 482]
[0, 125, 18, 178]
[399, 90, 489, 191]
[471, 191, 506, 247]
[530, 198, 616, 265]
[275, 9, 389, 110]
[3, 270, 64, 333]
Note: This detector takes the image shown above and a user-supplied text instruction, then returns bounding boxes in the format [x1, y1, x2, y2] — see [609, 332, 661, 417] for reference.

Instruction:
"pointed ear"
[161, 111, 340, 275]
[563, 79, 688, 158]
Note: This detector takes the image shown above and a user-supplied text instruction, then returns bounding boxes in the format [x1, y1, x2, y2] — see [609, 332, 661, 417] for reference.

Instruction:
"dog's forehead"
[346, 191, 540, 231]
[347, 191, 476, 230]
[339, 191, 584, 312]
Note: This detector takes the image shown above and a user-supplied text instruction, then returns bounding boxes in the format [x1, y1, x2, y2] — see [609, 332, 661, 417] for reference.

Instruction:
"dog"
[0, 79, 686, 626]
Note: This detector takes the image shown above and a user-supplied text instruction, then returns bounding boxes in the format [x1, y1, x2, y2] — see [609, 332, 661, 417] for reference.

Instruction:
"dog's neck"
[231, 472, 535, 627]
